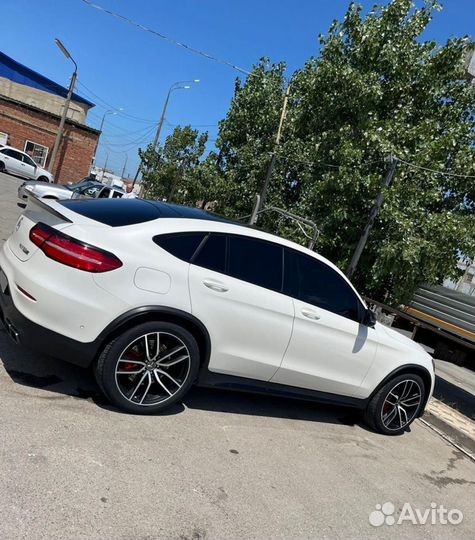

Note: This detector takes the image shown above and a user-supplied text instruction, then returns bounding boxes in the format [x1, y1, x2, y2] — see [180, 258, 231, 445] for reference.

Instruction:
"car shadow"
[0, 326, 365, 427]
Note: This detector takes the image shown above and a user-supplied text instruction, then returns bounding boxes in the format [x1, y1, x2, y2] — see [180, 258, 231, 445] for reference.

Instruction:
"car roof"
[59, 198, 239, 227]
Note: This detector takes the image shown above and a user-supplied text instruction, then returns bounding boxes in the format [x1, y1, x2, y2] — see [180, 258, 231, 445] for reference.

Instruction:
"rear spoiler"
[25, 192, 73, 223]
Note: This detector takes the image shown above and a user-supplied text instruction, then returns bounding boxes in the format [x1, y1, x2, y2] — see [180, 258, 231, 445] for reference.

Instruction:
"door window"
[22, 154, 36, 167]
[2, 148, 23, 161]
[98, 188, 111, 198]
[154, 233, 206, 262]
[228, 235, 283, 292]
[192, 234, 226, 274]
[284, 249, 362, 321]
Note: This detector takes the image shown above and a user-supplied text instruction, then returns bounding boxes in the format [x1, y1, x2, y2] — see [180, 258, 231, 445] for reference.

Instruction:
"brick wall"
[0, 96, 99, 184]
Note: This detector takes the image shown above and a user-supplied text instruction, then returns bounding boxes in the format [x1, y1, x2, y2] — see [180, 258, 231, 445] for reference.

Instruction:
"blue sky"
[1, 0, 473, 177]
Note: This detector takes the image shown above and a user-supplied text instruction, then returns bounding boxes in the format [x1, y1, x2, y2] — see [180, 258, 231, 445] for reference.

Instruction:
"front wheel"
[95, 321, 200, 414]
[365, 373, 425, 435]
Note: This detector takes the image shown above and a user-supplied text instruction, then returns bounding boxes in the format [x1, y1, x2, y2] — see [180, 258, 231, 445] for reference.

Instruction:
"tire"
[94, 321, 200, 414]
[37, 176, 49, 182]
[364, 373, 426, 435]
[0, 161, 5, 173]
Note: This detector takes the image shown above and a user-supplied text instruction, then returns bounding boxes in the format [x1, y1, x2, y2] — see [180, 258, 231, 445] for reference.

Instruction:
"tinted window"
[228, 236, 283, 291]
[22, 154, 36, 166]
[3, 149, 23, 160]
[154, 233, 206, 262]
[60, 199, 161, 226]
[98, 188, 111, 198]
[285, 250, 361, 321]
[193, 234, 226, 273]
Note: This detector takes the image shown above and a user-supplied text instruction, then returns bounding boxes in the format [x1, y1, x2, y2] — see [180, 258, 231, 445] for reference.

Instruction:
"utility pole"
[346, 156, 398, 280]
[120, 154, 128, 179]
[101, 154, 108, 182]
[92, 109, 122, 169]
[49, 39, 77, 182]
[132, 79, 199, 187]
[254, 82, 291, 219]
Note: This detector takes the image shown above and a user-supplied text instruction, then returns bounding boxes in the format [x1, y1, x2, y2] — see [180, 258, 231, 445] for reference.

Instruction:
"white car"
[0, 145, 54, 183]
[17, 179, 124, 207]
[0, 196, 434, 434]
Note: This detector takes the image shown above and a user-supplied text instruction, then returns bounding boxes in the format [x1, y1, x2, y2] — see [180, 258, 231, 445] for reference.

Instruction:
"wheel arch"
[94, 306, 211, 369]
[368, 363, 433, 415]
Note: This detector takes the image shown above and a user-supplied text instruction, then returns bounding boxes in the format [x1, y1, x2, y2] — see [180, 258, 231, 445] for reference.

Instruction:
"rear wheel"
[95, 321, 200, 414]
[365, 373, 425, 435]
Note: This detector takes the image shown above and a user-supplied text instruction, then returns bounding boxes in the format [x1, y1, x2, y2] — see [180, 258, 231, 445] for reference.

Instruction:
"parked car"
[0, 196, 434, 434]
[17, 179, 124, 207]
[0, 145, 54, 183]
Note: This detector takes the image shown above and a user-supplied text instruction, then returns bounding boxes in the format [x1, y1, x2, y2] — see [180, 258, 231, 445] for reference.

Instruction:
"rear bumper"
[0, 267, 99, 368]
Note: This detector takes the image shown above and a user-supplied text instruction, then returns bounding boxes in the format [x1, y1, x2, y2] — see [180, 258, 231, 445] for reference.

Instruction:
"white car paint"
[18, 180, 124, 205]
[0, 145, 54, 182]
[0, 196, 435, 408]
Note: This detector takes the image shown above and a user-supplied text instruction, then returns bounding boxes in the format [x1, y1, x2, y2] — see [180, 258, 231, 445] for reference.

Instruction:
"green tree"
[213, 59, 288, 218]
[287, 0, 475, 303]
[139, 126, 208, 203]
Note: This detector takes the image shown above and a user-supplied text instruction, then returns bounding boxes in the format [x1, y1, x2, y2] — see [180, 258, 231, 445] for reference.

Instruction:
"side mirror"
[362, 308, 377, 328]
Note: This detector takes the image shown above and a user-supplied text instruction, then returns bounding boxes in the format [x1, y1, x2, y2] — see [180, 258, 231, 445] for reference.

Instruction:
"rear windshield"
[60, 199, 162, 226]
[59, 198, 239, 227]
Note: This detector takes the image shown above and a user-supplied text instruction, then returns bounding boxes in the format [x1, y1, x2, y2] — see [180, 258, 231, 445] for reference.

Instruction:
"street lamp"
[132, 79, 200, 186]
[99, 108, 123, 133]
[48, 39, 78, 181]
[92, 108, 123, 168]
[152, 79, 200, 149]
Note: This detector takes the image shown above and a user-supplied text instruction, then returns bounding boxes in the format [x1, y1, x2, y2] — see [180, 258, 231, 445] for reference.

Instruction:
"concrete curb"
[423, 398, 475, 457]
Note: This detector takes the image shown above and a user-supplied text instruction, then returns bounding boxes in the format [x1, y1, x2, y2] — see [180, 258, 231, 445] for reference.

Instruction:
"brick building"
[0, 51, 100, 184]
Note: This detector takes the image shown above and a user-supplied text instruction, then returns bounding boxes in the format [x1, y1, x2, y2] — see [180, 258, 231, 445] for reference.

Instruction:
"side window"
[192, 233, 226, 274]
[4, 149, 22, 160]
[154, 233, 206, 262]
[80, 185, 102, 197]
[228, 235, 283, 291]
[285, 249, 362, 321]
[112, 191, 123, 198]
[22, 154, 36, 167]
[98, 188, 111, 198]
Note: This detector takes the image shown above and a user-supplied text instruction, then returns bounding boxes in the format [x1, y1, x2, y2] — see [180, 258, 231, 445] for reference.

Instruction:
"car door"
[1, 149, 24, 175]
[21, 153, 37, 179]
[188, 233, 295, 381]
[270, 249, 379, 397]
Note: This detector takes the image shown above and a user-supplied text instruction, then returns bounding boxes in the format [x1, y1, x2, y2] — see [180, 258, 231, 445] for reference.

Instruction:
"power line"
[76, 81, 158, 123]
[396, 157, 475, 179]
[101, 126, 156, 151]
[79, 0, 251, 75]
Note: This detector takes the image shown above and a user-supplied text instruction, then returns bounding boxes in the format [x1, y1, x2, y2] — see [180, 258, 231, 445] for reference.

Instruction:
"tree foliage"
[139, 0, 475, 304]
[139, 126, 209, 203]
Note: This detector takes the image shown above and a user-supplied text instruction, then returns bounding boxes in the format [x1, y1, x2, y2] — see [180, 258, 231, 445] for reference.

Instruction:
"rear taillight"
[29, 222, 122, 273]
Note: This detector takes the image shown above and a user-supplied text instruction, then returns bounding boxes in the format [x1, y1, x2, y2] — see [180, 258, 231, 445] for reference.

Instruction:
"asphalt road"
[0, 171, 474, 540]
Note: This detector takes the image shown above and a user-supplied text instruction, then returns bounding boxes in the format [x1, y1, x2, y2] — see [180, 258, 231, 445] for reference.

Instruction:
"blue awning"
[0, 51, 94, 107]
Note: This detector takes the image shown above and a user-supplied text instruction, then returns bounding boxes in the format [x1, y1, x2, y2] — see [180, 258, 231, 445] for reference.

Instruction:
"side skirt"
[197, 370, 368, 410]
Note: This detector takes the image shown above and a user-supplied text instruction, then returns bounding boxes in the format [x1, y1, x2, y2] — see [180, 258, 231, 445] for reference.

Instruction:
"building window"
[0, 132, 8, 146]
[24, 140, 49, 167]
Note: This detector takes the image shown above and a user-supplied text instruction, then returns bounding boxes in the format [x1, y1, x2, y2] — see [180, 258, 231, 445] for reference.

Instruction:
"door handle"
[203, 279, 229, 293]
[301, 308, 321, 320]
